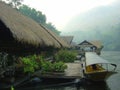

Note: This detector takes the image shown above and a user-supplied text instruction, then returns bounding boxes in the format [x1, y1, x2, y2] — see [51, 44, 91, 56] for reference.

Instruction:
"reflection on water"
[17, 81, 110, 90]
[16, 51, 120, 90]
[78, 81, 110, 90]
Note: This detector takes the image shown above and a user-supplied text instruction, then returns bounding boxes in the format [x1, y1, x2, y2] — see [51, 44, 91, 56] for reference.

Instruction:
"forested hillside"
[63, 1, 120, 51]
[18, 5, 61, 35]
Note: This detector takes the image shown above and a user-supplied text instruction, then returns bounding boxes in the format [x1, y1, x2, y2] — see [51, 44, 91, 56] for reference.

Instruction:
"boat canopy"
[85, 52, 110, 66]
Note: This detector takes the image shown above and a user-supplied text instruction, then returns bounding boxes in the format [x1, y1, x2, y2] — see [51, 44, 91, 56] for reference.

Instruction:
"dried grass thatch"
[61, 36, 74, 45]
[78, 40, 103, 49]
[0, 2, 69, 54]
[90, 40, 103, 49]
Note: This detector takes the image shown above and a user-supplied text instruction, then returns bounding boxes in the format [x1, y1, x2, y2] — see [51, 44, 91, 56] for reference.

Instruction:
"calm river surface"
[17, 51, 120, 90]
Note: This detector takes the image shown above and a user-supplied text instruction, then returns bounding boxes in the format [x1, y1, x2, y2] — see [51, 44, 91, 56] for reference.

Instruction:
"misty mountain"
[62, 1, 120, 50]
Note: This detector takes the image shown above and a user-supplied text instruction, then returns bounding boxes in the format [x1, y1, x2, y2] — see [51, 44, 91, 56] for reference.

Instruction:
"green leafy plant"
[20, 54, 68, 74]
[54, 49, 77, 63]
[41, 60, 53, 72]
[52, 61, 67, 72]
[27, 54, 44, 69]
[21, 55, 44, 73]
[41, 60, 67, 73]
[21, 57, 36, 73]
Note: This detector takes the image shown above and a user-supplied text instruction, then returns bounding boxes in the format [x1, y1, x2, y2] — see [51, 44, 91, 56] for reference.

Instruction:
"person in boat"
[92, 64, 97, 70]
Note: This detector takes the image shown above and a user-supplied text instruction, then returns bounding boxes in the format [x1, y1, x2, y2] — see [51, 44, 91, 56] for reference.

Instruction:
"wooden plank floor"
[64, 62, 83, 78]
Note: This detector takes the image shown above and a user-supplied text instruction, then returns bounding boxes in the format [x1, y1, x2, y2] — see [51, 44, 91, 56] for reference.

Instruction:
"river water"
[18, 51, 120, 90]
[101, 51, 120, 90]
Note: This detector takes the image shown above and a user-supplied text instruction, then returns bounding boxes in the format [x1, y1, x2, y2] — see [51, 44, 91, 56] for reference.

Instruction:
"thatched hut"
[61, 36, 74, 45]
[77, 40, 103, 55]
[61, 36, 75, 49]
[0, 1, 69, 55]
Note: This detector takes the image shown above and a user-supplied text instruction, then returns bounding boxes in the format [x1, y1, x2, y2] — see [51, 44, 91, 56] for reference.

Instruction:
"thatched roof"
[78, 40, 103, 49]
[61, 36, 74, 45]
[90, 40, 103, 49]
[0, 2, 69, 54]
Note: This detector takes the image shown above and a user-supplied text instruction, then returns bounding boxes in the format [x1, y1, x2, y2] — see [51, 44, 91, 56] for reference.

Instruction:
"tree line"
[3, 0, 61, 35]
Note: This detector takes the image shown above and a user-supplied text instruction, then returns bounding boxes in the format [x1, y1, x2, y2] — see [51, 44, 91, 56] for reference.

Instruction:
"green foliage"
[20, 54, 67, 74]
[41, 60, 67, 73]
[44, 23, 61, 35]
[21, 57, 36, 73]
[52, 61, 67, 72]
[18, 5, 61, 35]
[19, 5, 46, 24]
[41, 60, 53, 72]
[21, 55, 44, 73]
[54, 49, 77, 63]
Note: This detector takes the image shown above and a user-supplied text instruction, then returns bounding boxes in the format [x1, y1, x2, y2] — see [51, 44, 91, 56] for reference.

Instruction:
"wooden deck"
[33, 61, 83, 79]
[64, 62, 83, 78]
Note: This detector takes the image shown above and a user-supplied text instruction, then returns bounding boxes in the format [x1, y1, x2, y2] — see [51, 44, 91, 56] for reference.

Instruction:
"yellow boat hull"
[85, 70, 117, 81]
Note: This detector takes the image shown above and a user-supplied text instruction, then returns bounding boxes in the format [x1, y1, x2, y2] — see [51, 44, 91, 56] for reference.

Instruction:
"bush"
[21, 57, 38, 73]
[21, 54, 67, 74]
[41, 60, 67, 73]
[52, 61, 67, 72]
[21, 55, 44, 73]
[54, 49, 77, 63]
[41, 60, 53, 72]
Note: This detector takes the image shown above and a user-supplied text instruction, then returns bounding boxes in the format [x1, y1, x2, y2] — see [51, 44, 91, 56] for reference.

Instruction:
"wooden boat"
[15, 77, 78, 90]
[83, 52, 117, 81]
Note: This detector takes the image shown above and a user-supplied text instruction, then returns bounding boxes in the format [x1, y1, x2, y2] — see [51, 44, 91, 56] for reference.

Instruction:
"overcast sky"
[23, 0, 117, 31]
